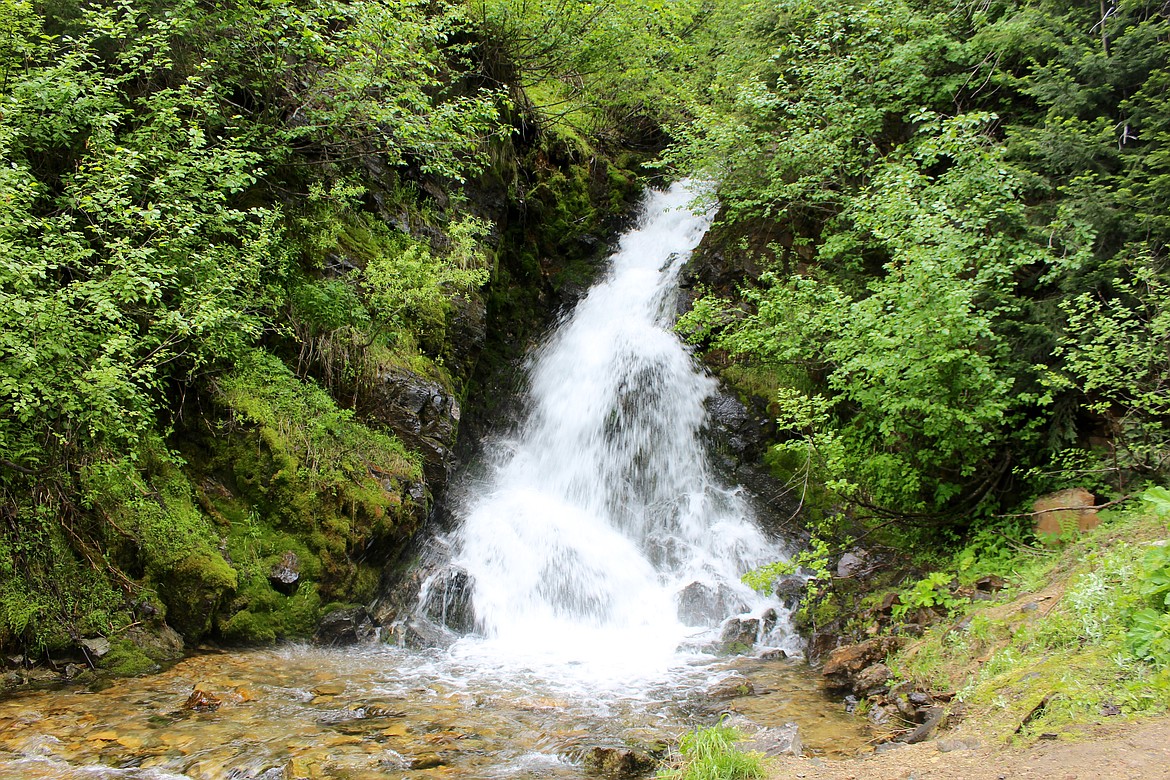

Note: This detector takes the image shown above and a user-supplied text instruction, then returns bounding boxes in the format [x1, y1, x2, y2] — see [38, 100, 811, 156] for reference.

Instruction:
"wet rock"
[773, 575, 806, 610]
[364, 369, 461, 493]
[822, 637, 904, 692]
[758, 648, 788, 661]
[705, 672, 754, 699]
[719, 617, 759, 653]
[677, 582, 749, 627]
[852, 662, 892, 696]
[1032, 488, 1099, 544]
[908, 691, 935, 708]
[740, 722, 802, 758]
[807, 630, 842, 663]
[391, 617, 458, 650]
[868, 704, 892, 727]
[313, 607, 379, 647]
[724, 716, 802, 758]
[836, 550, 868, 578]
[78, 637, 111, 661]
[893, 694, 918, 721]
[420, 567, 476, 634]
[125, 623, 184, 662]
[760, 608, 778, 635]
[583, 746, 655, 778]
[183, 688, 222, 712]
[268, 551, 300, 595]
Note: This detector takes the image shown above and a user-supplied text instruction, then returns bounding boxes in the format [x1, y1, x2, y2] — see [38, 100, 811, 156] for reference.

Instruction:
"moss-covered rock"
[156, 552, 238, 640]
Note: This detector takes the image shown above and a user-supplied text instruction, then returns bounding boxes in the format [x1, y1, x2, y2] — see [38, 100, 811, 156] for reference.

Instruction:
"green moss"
[98, 640, 158, 677]
[219, 582, 323, 644]
[156, 552, 238, 640]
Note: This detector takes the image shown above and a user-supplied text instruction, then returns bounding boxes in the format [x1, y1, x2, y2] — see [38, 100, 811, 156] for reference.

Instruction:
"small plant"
[891, 572, 960, 620]
[1126, 543, 1170, 669]
[658, 723, 765, 780]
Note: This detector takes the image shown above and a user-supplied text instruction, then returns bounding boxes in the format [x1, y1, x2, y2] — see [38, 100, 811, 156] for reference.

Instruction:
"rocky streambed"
[0, 645, 872, 779]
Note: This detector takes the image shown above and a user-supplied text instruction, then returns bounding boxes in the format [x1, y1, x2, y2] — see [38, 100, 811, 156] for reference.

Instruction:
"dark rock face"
[363, 368, 461, 494]
[836, 551, 868, 578]
[313, 607, 379, 647]
[420, 567, 476, 634]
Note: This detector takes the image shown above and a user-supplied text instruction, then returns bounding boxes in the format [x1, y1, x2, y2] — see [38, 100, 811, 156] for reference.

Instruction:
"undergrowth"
[885, 487, 1170, 740]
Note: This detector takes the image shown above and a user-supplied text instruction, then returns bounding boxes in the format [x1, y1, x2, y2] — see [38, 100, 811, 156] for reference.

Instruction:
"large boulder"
[822, 637, 905, 692]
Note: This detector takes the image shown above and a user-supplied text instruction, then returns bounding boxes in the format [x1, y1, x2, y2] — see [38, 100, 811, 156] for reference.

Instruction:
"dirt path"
[768, 719, 1170, 780]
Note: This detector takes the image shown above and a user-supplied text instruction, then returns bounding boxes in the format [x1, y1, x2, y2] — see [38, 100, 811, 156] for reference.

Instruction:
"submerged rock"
[583, 746, 655, 778]
[724, 715, 802, 757]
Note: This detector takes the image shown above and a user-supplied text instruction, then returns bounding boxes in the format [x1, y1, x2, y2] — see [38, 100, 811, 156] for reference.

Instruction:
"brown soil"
[768, 718, 1170, 780]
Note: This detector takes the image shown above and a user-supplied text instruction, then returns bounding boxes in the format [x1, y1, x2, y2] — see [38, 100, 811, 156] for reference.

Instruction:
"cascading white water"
[446, 182, 794, 685]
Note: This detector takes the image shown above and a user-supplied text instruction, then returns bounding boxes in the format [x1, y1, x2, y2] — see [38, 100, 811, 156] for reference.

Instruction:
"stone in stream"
[183, 688, 222, 712]
[704, 672, 755, 699]
[313, 607, 378, 646]
[723, 715, 802, 757]
[583, 746, 656, 778]
[718, 617, 760, 653]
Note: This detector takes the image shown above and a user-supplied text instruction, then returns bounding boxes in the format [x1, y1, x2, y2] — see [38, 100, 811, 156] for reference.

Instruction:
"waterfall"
[437, 182, 794, 684]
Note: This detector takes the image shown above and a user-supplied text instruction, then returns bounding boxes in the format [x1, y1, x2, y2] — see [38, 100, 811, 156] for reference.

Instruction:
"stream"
[0, 183, 872, 778]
